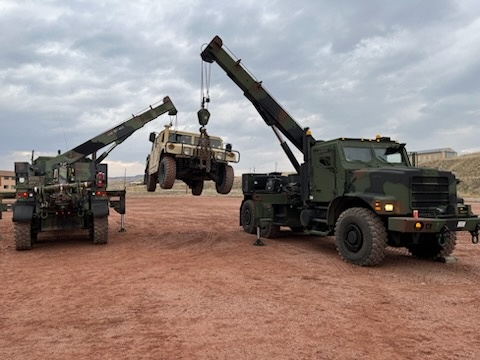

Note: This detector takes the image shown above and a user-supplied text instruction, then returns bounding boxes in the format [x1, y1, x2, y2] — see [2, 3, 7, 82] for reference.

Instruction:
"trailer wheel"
[335, 207, 387, 266]
[159, 156, 176, 189]
[407, 232, 457, 259]
[216, 165, 234, 194]
[92, 216, 108, 245]
[191, 180, 204, 196]
[14, 222, 32, 251]
[241, 200, 256, 234]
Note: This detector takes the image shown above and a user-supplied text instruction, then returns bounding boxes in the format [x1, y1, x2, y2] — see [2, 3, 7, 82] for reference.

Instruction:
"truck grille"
[411, 176, 450, 209]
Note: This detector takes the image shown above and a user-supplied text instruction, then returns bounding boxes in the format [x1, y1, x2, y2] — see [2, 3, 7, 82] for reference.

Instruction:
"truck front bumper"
[388, 216, 480, 233]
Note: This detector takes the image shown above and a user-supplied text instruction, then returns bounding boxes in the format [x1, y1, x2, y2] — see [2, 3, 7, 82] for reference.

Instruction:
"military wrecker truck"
[201, 35, 480, 266]
[144, 122, 239, 196]
[12, 96, 177, 250]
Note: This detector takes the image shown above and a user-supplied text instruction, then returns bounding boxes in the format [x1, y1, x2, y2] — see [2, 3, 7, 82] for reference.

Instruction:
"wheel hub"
[345, 224, 363, 253]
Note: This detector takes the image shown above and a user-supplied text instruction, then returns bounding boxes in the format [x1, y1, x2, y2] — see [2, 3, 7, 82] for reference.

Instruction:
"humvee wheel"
[159, 156, 176, 189]
[14, 222, 32, 251]
[216, 164, 234, 194]
[241, 200, 256, 234]
[91, 216, 108, 245]
[191, 180, 204, 196]
[335, 207, 387, 266]
[407, 232, 456, 259]
[146, 171, 158, 192]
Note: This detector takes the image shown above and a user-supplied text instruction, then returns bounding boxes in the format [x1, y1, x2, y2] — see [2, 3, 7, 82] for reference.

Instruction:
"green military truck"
[201, 35, 480, 266]
[145, 123, 239, 195]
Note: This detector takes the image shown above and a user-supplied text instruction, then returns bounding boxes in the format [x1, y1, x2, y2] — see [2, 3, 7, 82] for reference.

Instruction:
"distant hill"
[110, 153, 480, 197]
[421, 152, 480, 197]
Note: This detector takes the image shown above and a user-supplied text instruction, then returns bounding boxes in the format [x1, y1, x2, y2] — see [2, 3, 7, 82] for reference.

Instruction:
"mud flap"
[91, 200, 109, 217]
[12, 202, 35, 222]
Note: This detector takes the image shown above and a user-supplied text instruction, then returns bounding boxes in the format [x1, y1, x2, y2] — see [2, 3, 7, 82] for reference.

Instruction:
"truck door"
[310, 146, 337, 203]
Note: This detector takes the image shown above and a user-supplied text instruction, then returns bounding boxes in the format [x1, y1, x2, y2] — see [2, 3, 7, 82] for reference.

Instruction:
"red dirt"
[1, 196, 480, 359]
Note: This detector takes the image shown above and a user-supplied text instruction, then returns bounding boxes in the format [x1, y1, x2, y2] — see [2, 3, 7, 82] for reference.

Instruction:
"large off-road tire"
[240, 200, 281, 238]
[407, 232, 457, 260]
[159, 156, 176, 189]
[260, 223, 281, 238]
[335, 207, 387, 266]
[191, 180, 204, 196]
[145, 171, 158, 192]
[14, 222, 32, 251]
[91, 216, 108, 245]
[216, 165, 234, 194]
[241, 200, 257, 234]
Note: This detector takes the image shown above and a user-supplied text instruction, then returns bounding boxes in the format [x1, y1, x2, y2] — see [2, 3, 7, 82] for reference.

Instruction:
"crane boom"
[201, 36, 315, 172]
[47, 96, 177, 168]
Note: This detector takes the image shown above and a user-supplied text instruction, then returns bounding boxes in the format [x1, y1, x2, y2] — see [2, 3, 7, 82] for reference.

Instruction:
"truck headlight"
[216, 153, 224, 160]
[384, 204, 394, 212]
[183, 148, 191, 155]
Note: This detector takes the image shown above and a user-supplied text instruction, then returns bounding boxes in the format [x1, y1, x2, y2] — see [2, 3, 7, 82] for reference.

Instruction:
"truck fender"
[328, 196, 371, 226]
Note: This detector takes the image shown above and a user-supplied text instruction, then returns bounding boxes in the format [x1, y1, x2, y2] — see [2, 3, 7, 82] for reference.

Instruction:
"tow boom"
[201, 36, 315, 172]
[46, 96, 177, 170]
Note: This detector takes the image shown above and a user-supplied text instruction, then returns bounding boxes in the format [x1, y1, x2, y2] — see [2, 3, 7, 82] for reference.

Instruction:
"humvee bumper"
[388, 216, 480, 233]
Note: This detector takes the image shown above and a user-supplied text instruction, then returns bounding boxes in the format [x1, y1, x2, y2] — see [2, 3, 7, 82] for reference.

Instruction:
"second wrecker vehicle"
[12, 96, 177, 250]
[201, 35, 480, 266]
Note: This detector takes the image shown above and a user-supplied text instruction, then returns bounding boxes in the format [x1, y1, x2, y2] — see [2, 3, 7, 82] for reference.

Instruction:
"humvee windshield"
[193, 136, 223, 148]
[168, 133, 192, 144]
[168, 132, 223, 148]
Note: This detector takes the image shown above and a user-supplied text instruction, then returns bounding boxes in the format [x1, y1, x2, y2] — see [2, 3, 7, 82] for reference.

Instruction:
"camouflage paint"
[203, 35, 480, 246]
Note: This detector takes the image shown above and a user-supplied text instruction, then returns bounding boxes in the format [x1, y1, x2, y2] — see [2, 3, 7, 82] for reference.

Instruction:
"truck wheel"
[241, 199, 280, 237]
[146, 171, 158, 192]
[191, 180, 204, 196]
[261, 223, 281, 238]
[159, 156, 176, 189]
[407, 232, 457, 259]
[92, 217, 108, 245]
[335, 207, 387, 266]
[216, 165, 234, 194]
[241, 200, 256, 234]
[14, 222, 32, 251]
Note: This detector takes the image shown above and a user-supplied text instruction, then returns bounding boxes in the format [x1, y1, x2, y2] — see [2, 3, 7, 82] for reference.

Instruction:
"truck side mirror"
[149, 132, 156, 143]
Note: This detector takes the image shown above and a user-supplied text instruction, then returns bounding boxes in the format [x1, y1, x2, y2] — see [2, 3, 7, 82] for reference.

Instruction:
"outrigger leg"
[253, 226, 264, 246]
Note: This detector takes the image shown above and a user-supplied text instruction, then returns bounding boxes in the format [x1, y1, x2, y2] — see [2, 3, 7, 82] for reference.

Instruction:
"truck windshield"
[343, 145, 405, 165]
[344, 147, 372, 163]
[374, 147, 403, 164]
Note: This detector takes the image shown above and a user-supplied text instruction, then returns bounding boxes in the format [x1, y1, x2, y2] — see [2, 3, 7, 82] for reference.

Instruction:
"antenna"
[59, 117, 68, 152]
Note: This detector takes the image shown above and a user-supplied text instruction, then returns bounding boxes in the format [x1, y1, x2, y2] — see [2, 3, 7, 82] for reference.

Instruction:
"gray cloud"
[1, 0, 479, 176]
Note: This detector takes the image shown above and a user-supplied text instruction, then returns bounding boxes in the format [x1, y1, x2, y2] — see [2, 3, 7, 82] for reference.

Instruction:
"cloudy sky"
[1, 0, 479, 177]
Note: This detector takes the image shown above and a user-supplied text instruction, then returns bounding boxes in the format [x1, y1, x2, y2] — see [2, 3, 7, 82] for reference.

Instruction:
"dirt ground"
[1, 195, 480, 360]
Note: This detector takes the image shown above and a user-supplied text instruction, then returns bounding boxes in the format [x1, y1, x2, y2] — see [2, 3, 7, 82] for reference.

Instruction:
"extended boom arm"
[201, 36, 315, 172]
[47, 96, 177, 168]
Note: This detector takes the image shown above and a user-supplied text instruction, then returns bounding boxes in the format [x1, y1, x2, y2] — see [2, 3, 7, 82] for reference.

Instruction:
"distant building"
[410, 148, 458, 165]
[0, 170, 16, 193]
